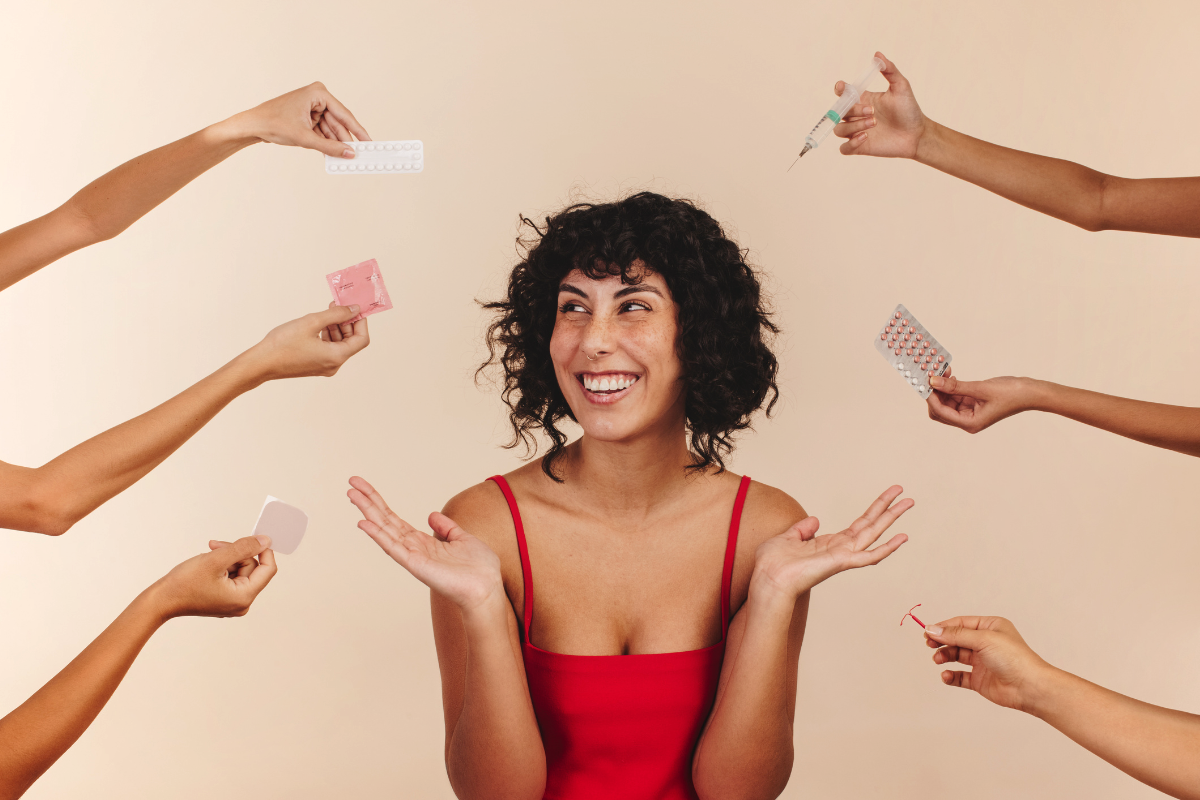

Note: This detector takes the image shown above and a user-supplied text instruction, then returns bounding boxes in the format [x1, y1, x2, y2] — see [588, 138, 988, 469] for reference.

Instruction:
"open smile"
[576, 372, 641, 404]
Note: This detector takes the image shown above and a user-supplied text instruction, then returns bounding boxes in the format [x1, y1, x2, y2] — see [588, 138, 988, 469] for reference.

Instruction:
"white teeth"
[599, 377, 612, 391]
[582, 374, 638, 392]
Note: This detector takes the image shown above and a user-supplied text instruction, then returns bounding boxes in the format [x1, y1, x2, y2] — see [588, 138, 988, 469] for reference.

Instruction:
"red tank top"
[488, 475, 750, 800]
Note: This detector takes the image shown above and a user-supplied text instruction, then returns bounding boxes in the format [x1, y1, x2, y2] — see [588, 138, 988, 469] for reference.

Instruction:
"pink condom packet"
[326, 258, 393, 323]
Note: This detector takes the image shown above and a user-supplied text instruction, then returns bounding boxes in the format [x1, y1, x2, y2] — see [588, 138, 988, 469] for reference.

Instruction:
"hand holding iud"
[326, 258, 393, 323]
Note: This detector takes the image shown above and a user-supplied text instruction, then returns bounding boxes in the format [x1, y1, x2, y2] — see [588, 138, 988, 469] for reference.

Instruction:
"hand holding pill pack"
[252, 496, 308, 555]
[325, 140, 424, 174]
[326, 259, 393, 323]
[874, 304, 952, 397]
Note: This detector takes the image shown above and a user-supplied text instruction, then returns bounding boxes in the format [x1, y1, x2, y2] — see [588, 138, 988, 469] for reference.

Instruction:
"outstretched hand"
[347, 476, 504, 612]
[924, 616, 1052, 713]
[926, 370, 1032, 433]
[246, 304, 371, 382]
[831, 52, 929, 159]
[751, 486, 911, 602]
[231, 82, 371, 159]
[150, 535, 278, 620]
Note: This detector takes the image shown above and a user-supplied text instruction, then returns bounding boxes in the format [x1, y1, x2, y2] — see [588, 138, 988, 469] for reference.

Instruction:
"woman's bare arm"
[832, 52, 1200, 237]
[2, 305, 369, 536]
[0, 536, 277, 800]
[926, 373, 1200, 458]
[926, 617, 1200, 799]
[0, 82, 369, 292]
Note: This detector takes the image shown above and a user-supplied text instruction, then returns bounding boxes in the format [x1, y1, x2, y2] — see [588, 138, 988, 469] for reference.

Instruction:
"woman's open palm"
[754, 486, 911, 599]
[348, 476, 503, 611]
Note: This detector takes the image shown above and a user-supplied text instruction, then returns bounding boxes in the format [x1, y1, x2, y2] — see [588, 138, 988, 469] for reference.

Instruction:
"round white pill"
[385, 143, 394, 150]
[415, 161, 422, 169]
[414, 142, 422, 150]
[356, 143, 365, 151]
[895, 362, 903, 370]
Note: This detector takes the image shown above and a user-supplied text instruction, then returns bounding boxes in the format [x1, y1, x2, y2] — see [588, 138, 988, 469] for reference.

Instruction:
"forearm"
[0, 590, 165, 800]
[9, 350, 265, 535]
[1027, 379, 1200, 457]
[1030, 667, 1200, 800]
[692, 588, 804, 800]
[915, 121, 1109, 232]
[447, 601, 545, 800]
[0, 117, 257, 292]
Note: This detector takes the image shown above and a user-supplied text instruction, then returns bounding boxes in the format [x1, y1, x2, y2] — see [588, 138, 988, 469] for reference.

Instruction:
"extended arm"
[0, 82, 369, 292]
[692, 487, 910, 800]
[831, 53, 1200, 237]
[926, 373, 1200, 458]
[0, 536, 277, 800]
[1, 304, 370, 535]
[350, 479, 545, 800]
[926, 617, 1200, 800]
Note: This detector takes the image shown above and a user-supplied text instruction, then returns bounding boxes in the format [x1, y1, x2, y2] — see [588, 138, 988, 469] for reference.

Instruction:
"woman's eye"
[559, 301, 587, 313]
[621, 301, 651, 312]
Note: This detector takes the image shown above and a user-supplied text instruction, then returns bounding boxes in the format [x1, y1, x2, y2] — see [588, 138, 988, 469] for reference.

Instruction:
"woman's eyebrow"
[558, 284, 588, 298]
[614, 283, 663, 299]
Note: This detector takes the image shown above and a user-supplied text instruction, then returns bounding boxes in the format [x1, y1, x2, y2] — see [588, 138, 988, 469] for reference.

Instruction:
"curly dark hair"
[480, 191, 779, 481]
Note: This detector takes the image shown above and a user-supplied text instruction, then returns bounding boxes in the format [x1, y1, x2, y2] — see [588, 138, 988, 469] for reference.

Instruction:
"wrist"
[459, 585, 511, 632]
[747, 566, 805, 614]
[225, 347, 274, 390]
[132, 582, 176, 628]
[206, 113, 264, 149]
[1020, 377, 1057, 413]
[1018, 661, 1069, 720]
[912, 118, 943, 164]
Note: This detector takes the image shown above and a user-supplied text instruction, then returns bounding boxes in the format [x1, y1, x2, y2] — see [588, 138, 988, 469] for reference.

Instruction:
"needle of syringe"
[786, 144, 812, 172]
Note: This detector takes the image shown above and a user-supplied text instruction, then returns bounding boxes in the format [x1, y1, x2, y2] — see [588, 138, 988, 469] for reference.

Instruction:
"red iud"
[900, 604, 926, 629]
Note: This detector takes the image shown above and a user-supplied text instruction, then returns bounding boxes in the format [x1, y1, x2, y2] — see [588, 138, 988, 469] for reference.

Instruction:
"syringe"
[789, 56, 885, 170]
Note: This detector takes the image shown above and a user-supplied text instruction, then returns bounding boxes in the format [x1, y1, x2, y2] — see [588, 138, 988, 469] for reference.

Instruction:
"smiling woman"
[347, 191, 911, 800]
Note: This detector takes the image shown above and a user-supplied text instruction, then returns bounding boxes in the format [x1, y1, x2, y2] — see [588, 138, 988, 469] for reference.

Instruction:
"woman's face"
[550, 266, 685, 443]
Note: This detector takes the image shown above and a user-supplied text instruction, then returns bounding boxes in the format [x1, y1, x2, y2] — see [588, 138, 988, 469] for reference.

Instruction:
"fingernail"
[342, 148, 355, 158]
[255, 535, 272, 547]
[929, 376, 943, 387]
[864, 106, 873, 114]
[926, 625, 943, 636]
[868, 119, 876, 127]
[349, 304, 361, 313]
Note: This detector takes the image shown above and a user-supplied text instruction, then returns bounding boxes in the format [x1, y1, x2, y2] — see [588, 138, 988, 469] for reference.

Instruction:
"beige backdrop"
[3, 1, 1199, 798]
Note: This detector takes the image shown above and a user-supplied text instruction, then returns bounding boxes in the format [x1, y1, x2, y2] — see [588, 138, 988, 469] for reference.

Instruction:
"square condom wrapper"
[326, 258, 393, 323]
[252, 496, 308, 555]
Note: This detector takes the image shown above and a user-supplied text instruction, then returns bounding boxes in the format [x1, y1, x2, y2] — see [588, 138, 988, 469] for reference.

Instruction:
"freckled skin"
[550, 267, 687, 443]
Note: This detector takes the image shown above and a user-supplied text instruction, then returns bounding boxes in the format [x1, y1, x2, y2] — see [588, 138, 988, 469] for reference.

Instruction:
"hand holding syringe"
[789, 55, 885, 170]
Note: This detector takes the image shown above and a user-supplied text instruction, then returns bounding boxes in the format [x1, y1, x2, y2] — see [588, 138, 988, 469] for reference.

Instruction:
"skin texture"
[0, 84, 372, 536]
[0, 536, 277, 800]
[924, 368, 1200, 458]
[350, 268, 911, 800]
[1, 304, 370, 535]
[830, 52, 1200, 237]
[925, 616, 1200, 800]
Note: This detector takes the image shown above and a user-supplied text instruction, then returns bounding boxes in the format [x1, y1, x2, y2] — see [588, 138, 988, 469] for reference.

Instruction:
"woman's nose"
[581, 316, 616, 359]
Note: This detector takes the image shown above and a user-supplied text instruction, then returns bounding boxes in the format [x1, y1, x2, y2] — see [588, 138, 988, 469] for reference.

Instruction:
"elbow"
[1075, 173, 1116, 233]
[694, 746, 794, 800]
[17, 491, 78, 537]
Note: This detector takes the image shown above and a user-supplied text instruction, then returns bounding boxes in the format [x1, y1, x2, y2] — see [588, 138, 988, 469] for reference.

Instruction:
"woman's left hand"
[751, 486, 912, 602]
[224, 82, 371, 159]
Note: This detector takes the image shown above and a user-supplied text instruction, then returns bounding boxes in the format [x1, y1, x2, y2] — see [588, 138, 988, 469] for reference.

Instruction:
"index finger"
[857, 496, 914, 547]
[856, 485, 905, 525]
[321, 91, 371, 142]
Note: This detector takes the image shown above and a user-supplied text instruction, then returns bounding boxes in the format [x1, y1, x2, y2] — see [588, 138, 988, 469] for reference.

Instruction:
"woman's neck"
[559, 419, 699, 518]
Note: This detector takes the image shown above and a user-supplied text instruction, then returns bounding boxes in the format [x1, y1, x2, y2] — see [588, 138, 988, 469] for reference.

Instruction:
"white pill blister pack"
[874, 304, 952, 397]
[325, 140, 424, 174]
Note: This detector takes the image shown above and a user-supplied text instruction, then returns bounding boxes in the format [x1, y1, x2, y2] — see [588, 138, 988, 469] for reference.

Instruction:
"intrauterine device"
[326, 258, 393, 323]
[790, 56, 884, 169]
[252, 496, 308, 555]
[325, 140, 424, 174]
[874, 304, 952, 397]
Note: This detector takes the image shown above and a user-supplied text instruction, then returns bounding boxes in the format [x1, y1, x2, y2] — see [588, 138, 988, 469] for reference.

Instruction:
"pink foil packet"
[326, 258, 393, 323]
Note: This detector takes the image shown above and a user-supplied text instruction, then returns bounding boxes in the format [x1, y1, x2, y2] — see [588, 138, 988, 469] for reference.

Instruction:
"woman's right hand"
[242, 304, 371, 382]
[831, 52, 930, 159]
[348, 476, 505, 612]
[926, 371, 1035, 433]
[924, 616, 1055, 714]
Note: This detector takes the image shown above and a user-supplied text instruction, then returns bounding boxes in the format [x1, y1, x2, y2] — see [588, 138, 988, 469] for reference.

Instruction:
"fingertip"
[255, 534, 272, 548]
[941, 670, 953, 684]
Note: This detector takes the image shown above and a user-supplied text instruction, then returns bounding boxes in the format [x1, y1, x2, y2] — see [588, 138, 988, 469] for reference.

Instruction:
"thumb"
[928, 374, 982, 397]
[312, 304, 361, 330]
[306, 129, 356, 159]
[925, 623, 990, 652]
[428, 512, 465, 542]
[792, 516, 820, 541]
[213, 535, 271, 569]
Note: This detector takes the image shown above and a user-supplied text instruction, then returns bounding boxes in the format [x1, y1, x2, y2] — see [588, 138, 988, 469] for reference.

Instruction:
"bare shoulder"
[737, 477, 807, 551]
[440, 478, 516, 552]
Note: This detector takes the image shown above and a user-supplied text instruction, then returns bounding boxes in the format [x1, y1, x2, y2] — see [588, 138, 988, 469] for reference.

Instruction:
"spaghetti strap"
[488, 476, 534, 642]
[721, 476, 751, 638]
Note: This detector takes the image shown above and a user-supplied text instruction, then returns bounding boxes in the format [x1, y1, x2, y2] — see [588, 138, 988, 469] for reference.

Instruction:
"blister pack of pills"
[325, 140, 424, 174]
[874, 304, 952, 397]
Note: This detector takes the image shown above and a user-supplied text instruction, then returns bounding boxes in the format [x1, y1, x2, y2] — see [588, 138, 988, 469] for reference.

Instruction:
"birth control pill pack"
[874, 304, 952, 397]
[325, 140, 424, 174]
